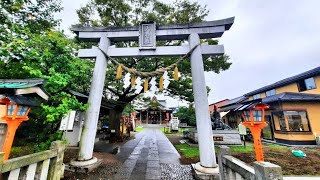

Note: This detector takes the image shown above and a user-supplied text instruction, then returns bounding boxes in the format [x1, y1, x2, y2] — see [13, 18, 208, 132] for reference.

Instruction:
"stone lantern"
[0, 96, 37, 160]
[0, 79, 48, 160]
[242, 102, 269, 161]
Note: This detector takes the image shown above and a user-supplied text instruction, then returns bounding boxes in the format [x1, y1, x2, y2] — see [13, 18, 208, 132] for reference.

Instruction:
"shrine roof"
[0, 79, 45, 89]
[0, 79, 48, 100]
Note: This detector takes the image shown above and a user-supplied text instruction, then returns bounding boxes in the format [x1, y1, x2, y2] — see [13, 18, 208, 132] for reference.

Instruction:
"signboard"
[213, 136, 224, 141]
[139, 22, 156, 49]
[59, 110, 76, 130]
[170, 117, 179, 131]
[238, 122, 247, 135]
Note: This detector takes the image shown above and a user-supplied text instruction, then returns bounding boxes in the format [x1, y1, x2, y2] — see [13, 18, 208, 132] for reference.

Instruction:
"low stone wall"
[187, 129, 242, 145]
[217, 145, 283, 180]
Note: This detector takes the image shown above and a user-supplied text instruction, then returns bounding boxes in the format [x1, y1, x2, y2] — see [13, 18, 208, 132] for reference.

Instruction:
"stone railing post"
[48, 141, 65, 180]
[217, 145, 230, 180]
[253, 161, 283, 180]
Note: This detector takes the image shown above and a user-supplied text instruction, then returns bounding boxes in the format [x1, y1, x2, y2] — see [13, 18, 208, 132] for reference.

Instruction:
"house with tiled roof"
[220, 66, 320, 145]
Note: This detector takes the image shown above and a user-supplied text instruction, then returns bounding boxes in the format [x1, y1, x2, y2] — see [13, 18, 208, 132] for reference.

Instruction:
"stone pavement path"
[113, 128, 194, 180]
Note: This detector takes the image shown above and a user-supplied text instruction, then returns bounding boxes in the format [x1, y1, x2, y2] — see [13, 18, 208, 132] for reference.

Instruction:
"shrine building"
[135, 96, 173, 125]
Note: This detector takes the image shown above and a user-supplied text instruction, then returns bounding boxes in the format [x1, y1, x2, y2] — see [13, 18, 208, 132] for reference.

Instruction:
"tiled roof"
[262, 92, 320, 103]
[244, 66, 320, 96]
[7, 95, 39, 106]
[221, 92, 320, 112]
[209, 99, 229, 106]
[219, 103, 242, 112]
[223, 96, 247, 106]
[0, 79, 45, 89]
[69, 90, 88, 98]
[219, 96, 247, 112]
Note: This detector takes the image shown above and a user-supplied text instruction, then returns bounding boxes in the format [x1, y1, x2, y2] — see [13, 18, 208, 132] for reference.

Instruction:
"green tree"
[0, 0, 62, 33]
[175, 105, 196, 126]
[0, 0, 92, 150]
[76, 0, 231, 138]
[122, 103, 135, 116]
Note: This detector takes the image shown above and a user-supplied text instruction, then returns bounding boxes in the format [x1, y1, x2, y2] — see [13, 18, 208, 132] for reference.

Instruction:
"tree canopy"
[0, 0, 92, 149]
[175, 105, 196, 126]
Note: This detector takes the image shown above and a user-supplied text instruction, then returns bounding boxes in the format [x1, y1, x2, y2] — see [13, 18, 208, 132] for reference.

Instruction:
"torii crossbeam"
[71, 17, 234, 176]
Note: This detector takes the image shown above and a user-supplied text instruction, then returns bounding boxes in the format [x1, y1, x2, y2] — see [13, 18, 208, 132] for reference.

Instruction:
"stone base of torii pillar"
[192, 163, 220, 180]
[67, 157, 102, 173]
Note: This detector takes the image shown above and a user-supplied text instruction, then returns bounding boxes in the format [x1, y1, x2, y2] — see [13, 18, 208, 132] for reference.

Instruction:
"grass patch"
[229, 145, 254, 153]
[228, 143, 288, 153]
[161, 127, 190, 135]
[10, 144, 35, 158]
[266, 144, 288, 150]
[135, 126, 144, 132]
[160, 127, 166, 133]
[160, 127, 177, 134]
[175, 144, 199, 158]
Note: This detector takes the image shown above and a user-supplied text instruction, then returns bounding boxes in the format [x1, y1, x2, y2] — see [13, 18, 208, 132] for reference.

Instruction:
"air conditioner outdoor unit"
[316, 136, 320, 145]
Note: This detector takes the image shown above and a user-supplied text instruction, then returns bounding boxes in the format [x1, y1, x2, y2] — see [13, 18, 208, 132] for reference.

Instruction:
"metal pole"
[121, 116, 124, 140]
[188, 33, 217, 168]
[78, 36, 109, 161]
[147, 111, 149, 124]
[140, 111, 142, 126]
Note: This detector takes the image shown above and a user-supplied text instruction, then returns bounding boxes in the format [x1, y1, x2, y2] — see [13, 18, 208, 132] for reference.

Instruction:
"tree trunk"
[109, 106, 124, 142]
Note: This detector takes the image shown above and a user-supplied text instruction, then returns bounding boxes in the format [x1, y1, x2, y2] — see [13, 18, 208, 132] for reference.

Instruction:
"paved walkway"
[113, 128, 194, 180]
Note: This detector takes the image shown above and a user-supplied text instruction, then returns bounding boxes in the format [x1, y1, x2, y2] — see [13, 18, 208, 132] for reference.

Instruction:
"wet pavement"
[113, 128, 194, 180]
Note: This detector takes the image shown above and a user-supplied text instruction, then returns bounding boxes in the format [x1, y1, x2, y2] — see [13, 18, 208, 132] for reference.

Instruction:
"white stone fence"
[217, 145, 283, 180]
[0, 141, 65, 180]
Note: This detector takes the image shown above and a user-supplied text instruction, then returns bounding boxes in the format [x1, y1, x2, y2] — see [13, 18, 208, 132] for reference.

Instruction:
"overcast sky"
[56, 0, 320, 106]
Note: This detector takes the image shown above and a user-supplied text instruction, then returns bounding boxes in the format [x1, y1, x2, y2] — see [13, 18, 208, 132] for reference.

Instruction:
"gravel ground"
[63, 150, 122, 179]
[63, 152, 121, 179]
[161, 164, 194, 180]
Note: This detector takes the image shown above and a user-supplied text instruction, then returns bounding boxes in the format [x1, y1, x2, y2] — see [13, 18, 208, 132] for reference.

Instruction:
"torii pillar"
[70, 37, 109, 168]
[189, 33, 217, 168]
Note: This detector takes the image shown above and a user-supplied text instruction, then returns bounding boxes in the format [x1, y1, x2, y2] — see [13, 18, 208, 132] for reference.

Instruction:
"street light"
[0, 96, 32, 160]
[242, 102, 269, 161]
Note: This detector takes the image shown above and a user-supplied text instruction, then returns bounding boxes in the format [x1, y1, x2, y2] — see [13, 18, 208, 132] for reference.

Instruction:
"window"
[7, 105, 16, 116]
[297, 77, 316, 91]
[253, 94, 260, 100]
[243, 110, 262, 122]
[266, 89, 276, 97]
[17, 106, 28, 116]
[272, 111, 310, 132]
[243, 111, 250, 121]
[228, 115, 237, 129]
[0, 124, 6, 134]
[262, 116, 273, 140]
[253, 110, 262, 122]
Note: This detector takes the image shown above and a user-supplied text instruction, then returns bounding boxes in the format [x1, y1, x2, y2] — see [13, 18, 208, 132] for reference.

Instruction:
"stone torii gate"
[71, 17, 234, 176]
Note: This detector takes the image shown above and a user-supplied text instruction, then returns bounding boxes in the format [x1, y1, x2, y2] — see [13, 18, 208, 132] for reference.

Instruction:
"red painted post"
[250, 127, 264, 161]
[121, 116, 124, 141]
[2, 120, 23, 160]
